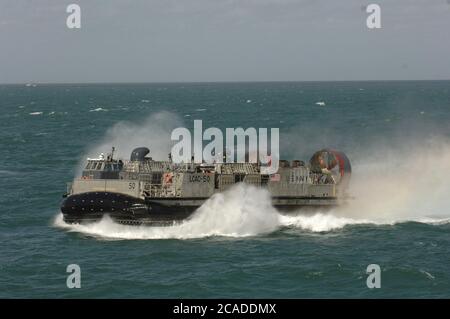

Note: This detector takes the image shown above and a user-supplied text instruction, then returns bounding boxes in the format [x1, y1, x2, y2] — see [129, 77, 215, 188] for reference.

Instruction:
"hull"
[61, 191, 339, 226]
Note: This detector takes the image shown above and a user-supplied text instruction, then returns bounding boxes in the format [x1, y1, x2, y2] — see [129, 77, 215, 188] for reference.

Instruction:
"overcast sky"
[0, 0, 449, 83]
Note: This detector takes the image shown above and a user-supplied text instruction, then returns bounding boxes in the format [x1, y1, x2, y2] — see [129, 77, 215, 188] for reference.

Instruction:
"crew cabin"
[82, 152, 123, 179]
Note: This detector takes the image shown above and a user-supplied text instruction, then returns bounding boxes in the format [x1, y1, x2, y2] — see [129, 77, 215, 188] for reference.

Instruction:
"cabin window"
[96, 162, 103, 170]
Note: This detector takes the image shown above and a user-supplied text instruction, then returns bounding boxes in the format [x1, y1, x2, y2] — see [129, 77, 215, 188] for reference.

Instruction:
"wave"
[89, 107, 108, 112]
[0, 170, 23, 176]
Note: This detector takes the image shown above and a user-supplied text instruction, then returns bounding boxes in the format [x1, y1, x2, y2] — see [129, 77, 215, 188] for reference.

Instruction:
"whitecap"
[419, 270, 435, 280]
[89, 107, 108, 112]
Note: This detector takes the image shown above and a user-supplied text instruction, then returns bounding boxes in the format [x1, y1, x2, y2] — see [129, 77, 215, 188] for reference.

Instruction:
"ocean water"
[0, 81, 449, 298]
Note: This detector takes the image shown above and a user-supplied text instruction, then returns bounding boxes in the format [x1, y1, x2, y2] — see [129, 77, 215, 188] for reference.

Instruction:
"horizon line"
[1, 79, 450, 86]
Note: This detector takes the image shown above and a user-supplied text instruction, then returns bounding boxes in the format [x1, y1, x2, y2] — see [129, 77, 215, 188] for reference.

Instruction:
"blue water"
[0, 81, 449, 298]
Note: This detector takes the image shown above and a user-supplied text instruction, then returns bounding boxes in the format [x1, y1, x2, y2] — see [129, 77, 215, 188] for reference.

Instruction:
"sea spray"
[61, 112, 450, 239]
[75, 111, 183, 176]
[57, 139, 450, 239]
[55, 184, 280, 239]
[278, 213, 372, 232]
[339, 138, 450, 222]
[55, 181, 450, 240]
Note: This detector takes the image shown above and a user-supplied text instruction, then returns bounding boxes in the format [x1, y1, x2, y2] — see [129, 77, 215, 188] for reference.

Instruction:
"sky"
[0, 0, 449, 83]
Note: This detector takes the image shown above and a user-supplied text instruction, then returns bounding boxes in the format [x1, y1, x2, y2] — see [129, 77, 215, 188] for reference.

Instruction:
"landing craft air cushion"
[61, 147, 351, 225]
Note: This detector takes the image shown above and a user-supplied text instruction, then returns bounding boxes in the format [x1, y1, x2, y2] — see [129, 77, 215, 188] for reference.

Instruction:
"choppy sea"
[0, 81, 449, 298]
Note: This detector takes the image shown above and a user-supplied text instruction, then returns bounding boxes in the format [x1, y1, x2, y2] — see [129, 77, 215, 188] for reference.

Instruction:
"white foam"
[55, 184, 279, 240]
[278, 213, 372, 232]
[29, 112, 43, 115]
[89, 107, 108, 112]
[54, 181, 450, 240]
